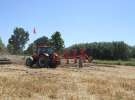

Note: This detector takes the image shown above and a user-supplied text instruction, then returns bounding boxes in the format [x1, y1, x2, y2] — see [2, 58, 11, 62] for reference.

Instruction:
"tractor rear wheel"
[38, 55, 49, 67]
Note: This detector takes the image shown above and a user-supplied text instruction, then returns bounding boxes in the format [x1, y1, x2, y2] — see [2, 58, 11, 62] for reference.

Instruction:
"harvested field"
[0, 58, 135, 100]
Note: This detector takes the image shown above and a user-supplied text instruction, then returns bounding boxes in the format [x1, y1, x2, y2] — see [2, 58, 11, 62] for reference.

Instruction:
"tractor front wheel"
[26, 57, 33, 67]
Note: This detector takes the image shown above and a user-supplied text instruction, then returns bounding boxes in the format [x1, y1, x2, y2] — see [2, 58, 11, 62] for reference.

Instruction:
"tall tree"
[26, 36, 50, 54]
[51, 31, 64, 52]
[131, 46, 135, 58]
[34, 36, 49, 45]
[7, 27, 29, 54]
[0, 37, 4, 51]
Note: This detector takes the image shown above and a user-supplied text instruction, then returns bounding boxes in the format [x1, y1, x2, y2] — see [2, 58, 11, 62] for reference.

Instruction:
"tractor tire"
[38, 55, 49, 68]
[26, 57, 33, 67]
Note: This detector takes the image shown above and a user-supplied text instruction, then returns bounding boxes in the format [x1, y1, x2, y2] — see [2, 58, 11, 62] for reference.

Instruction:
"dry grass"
[0, 63, 135, 100]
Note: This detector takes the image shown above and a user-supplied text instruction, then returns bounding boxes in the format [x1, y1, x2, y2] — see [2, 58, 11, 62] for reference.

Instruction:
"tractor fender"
[29, 56, 34, 61]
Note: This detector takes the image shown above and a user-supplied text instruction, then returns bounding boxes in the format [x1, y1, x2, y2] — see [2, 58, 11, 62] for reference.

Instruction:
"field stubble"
[0, 56, 134, 100]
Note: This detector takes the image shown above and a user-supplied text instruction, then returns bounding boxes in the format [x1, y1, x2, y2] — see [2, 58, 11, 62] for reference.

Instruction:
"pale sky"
[0, 0, 135, 47]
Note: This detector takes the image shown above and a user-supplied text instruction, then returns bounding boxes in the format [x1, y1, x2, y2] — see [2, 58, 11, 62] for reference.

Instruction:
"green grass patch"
[94, 59, 135, 66]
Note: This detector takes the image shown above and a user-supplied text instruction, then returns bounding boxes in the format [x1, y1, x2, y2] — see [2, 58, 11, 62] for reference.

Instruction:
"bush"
[0, 37, 4, 51]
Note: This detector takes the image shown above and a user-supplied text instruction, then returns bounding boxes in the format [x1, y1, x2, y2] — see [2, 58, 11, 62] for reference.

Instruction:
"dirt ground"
[0, 56, 135, 100]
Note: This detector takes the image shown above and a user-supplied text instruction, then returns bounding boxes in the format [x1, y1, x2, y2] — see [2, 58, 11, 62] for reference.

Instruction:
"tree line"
[67, 42, 135, 60]
[0, 27, 135, 60]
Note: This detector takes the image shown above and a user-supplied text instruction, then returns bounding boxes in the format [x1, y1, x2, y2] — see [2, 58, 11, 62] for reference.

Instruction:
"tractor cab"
[36, 45, 53, 54]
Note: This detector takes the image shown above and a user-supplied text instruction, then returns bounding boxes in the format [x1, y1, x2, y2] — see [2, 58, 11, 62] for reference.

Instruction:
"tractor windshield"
[38, 47, 54, 54]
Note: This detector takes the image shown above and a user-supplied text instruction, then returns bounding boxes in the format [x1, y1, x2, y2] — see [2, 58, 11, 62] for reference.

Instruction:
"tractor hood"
[53, 53, 58, 57]
[43, 53, 49, 57]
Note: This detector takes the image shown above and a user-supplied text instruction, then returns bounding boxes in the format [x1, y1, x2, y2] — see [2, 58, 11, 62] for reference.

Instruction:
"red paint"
[72, 49, 77, 63]
[64, 50, 69, 64]
[80, 48, 86, 61]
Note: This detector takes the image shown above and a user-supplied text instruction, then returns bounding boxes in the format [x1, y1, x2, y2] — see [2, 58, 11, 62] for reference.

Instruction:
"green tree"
[34, 36, 50, 45]
[7, 27, 29, 54]
[51, 31, 64, 52]
[26, 36, 50, 54]
[0, 37, 4, 51]
[24, 43, 34, 55]
[131, 46, 135, 58]
[7, 44, 14, 54]
[112, 42, 130, 60]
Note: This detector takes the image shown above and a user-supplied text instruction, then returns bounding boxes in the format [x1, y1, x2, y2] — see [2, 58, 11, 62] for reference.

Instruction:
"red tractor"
[26, 44, 60, 68]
